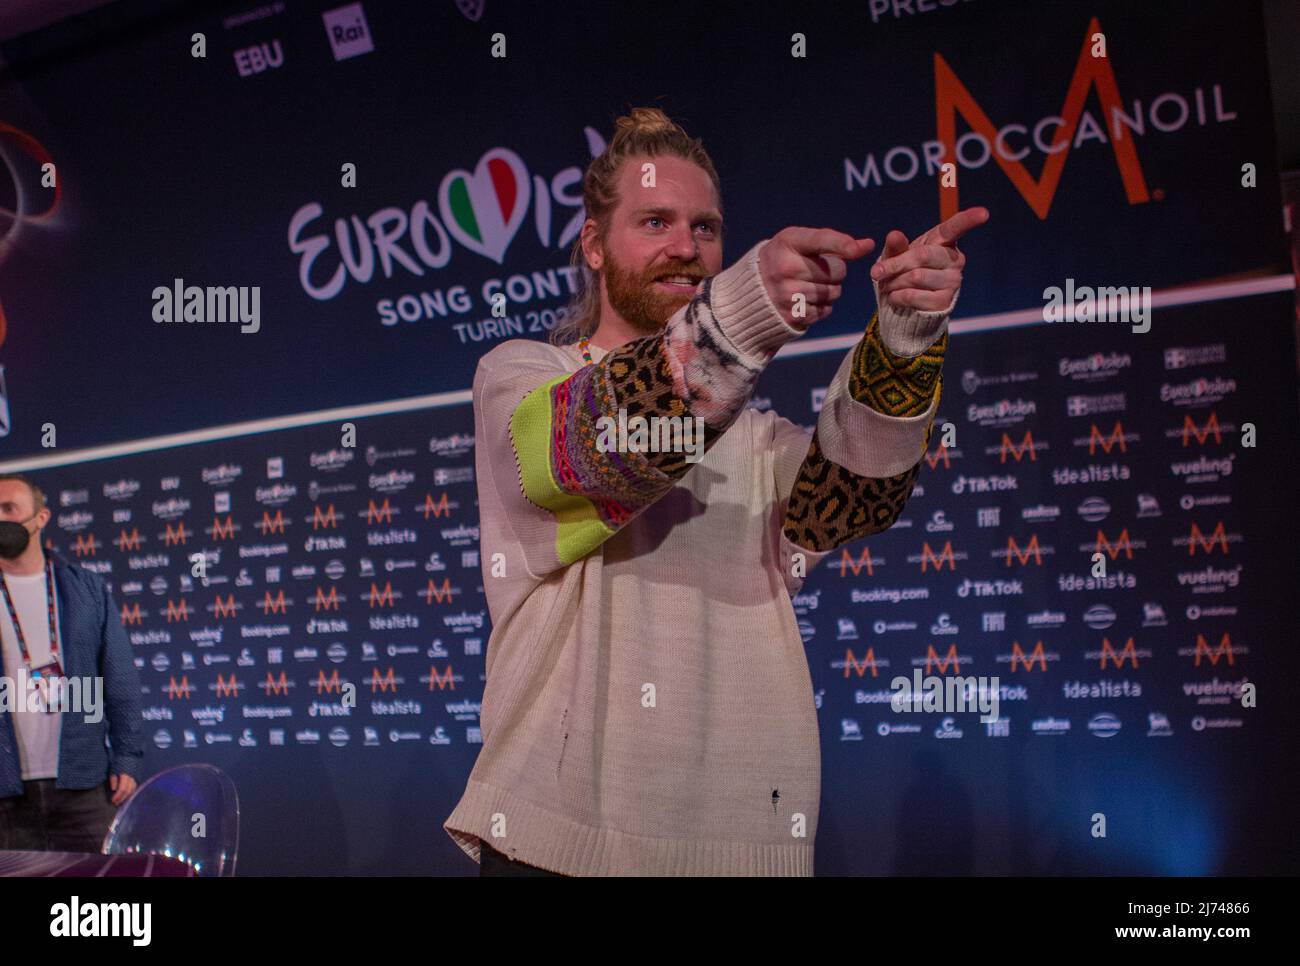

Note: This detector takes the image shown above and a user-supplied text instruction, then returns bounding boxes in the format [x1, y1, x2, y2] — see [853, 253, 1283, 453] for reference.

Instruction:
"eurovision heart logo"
[439, 147, 531, 264]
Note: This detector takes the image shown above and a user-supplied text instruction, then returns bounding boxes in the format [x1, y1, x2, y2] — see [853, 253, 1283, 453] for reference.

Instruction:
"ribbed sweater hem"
[444, 777, 814, 876]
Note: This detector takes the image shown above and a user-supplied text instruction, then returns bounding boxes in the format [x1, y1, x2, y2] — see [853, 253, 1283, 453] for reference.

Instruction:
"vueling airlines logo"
[845, 17, 1238, 220]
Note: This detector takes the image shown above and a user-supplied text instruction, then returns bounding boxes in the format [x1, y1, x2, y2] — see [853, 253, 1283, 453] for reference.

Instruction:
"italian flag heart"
[439, 148, 531, 264]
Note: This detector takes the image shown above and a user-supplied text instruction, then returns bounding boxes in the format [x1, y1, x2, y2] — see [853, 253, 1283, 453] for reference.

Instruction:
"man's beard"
[602, 250, 709, 335]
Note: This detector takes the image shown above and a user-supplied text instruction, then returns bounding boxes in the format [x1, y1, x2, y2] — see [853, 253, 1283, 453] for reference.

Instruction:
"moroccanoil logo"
[313, 669, 345, 694]
[427, 666, 456, 690]
[923, 443, 952, 470]
[115, 528, 143, 551]
[313, 585, 342, 611]
[838, 545, 876, 578]
[999, 430, 1037, 463]
[365, 499, 394, 524]
[845, 17, 1238, 220]
[163, 522, 190, 545]
[1182, 411, 1223, 446]
[844, 647, 882, 679]
[71, 533, 99, 556]
[1193, 632, 1236, 667]
[311, 504, 339, 529]
[256, 510, 288, 535]
[1099, 637, 1140, 669]
[923, 645, 966, 675]
[420, 492, 454, 519]
[1008, 641, 1049, 672]
[164, 598, 192, 622]
[262, 671, 290, 696]
[258, 590, 289, 615]
[1003, 534, 1043, 567]
[422, 577, 455, 605]
[120, 602, 144, 625]
[209, 515, 235, 540]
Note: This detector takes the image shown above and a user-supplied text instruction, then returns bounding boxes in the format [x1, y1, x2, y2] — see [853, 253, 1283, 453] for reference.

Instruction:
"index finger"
[929, 206, 989, 246]
[782, 226, 871, 261]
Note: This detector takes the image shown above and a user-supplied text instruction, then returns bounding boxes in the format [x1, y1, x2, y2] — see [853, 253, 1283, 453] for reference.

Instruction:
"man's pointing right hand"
[758, 227, 876, 331]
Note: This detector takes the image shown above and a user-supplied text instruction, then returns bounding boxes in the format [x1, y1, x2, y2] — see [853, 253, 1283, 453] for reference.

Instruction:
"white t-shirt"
[0, 569, 63, 780]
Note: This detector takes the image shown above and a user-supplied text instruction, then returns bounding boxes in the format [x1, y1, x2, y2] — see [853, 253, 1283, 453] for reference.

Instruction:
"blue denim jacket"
[0, 551, 144, 797]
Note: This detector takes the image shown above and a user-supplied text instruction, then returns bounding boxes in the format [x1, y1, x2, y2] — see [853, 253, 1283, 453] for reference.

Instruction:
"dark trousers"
[479, 838, 567, 877]
[0, 779, 119, 853]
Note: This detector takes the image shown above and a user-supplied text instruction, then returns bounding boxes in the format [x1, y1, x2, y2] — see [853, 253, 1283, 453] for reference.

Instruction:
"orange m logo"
[843, 647, 879, 679]
[1089, 422, 1127, 455]
[925, 645, 961, 675]
[935, 16, 1149, 220]
[119, 602, 144, 625]
[366, 499, 394, 524]
[425, 577, 454, 605]
[117, 528, 143, 551]
[1000, 431, 1035, 463]
[311, 504, 338, 529]
[263, 672, 290, 695]
[1095, 528, 1134, 560]
[1194, 632, 1235, 667]
[163, 522, 189, 545]
[164, 599, 191, 622]
[370, 667, 397, 693]
[1100, 637, 1139, 668]
[1188, 521, 1229, 556]
[260, 590, 288, 614]
[1005, 534, 1042, 567]
[920, 541, 956, 572]
[214, 674, 240, 697]
[313, 670, 344, 693]
[312, 586, 341, 611]
[1182, 411, 1222, 446]
[838, 546, 875, 578]
[428, 665, 456, 690]
[923, 444, 951, 470]
[258, 510, 287, 534]
[421, 492, 453, 519]
[1009, 641, 1048, 672]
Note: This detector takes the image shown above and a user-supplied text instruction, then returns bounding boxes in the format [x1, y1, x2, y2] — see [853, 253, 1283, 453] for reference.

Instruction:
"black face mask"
[0, 513, 37, 560]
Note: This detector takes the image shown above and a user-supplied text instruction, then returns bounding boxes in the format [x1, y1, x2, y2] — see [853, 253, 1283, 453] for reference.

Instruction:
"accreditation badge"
[30, 660, 65, 713]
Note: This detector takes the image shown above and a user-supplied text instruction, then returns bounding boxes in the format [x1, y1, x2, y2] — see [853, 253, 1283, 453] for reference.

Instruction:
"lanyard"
[0, 556, 61, 673]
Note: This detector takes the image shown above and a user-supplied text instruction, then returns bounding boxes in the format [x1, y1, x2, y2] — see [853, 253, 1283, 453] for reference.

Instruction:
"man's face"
[0, 482, 46, 536]
[592, 154, 724, 334]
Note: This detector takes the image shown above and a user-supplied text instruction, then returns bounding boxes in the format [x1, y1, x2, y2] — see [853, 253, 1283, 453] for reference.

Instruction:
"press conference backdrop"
[0, 0, 1296, 874]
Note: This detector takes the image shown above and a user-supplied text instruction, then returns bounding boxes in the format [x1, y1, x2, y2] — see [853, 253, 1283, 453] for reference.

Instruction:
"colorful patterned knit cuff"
[851, 312, 947, 418]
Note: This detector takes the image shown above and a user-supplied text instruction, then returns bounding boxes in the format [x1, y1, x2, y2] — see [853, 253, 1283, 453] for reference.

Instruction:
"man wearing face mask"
[0, 474, 145, 852]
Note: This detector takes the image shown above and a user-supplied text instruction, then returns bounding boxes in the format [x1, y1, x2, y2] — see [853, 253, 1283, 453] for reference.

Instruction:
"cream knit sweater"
[444, 239, 952, 875]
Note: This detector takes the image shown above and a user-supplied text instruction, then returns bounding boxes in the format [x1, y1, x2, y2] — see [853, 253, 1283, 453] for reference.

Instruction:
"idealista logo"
[50, 896, 151, 945]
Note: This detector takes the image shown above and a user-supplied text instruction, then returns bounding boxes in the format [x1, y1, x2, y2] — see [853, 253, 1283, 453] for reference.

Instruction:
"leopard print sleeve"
[502, 242, 796, 569]
[781, 312, 946, 553]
